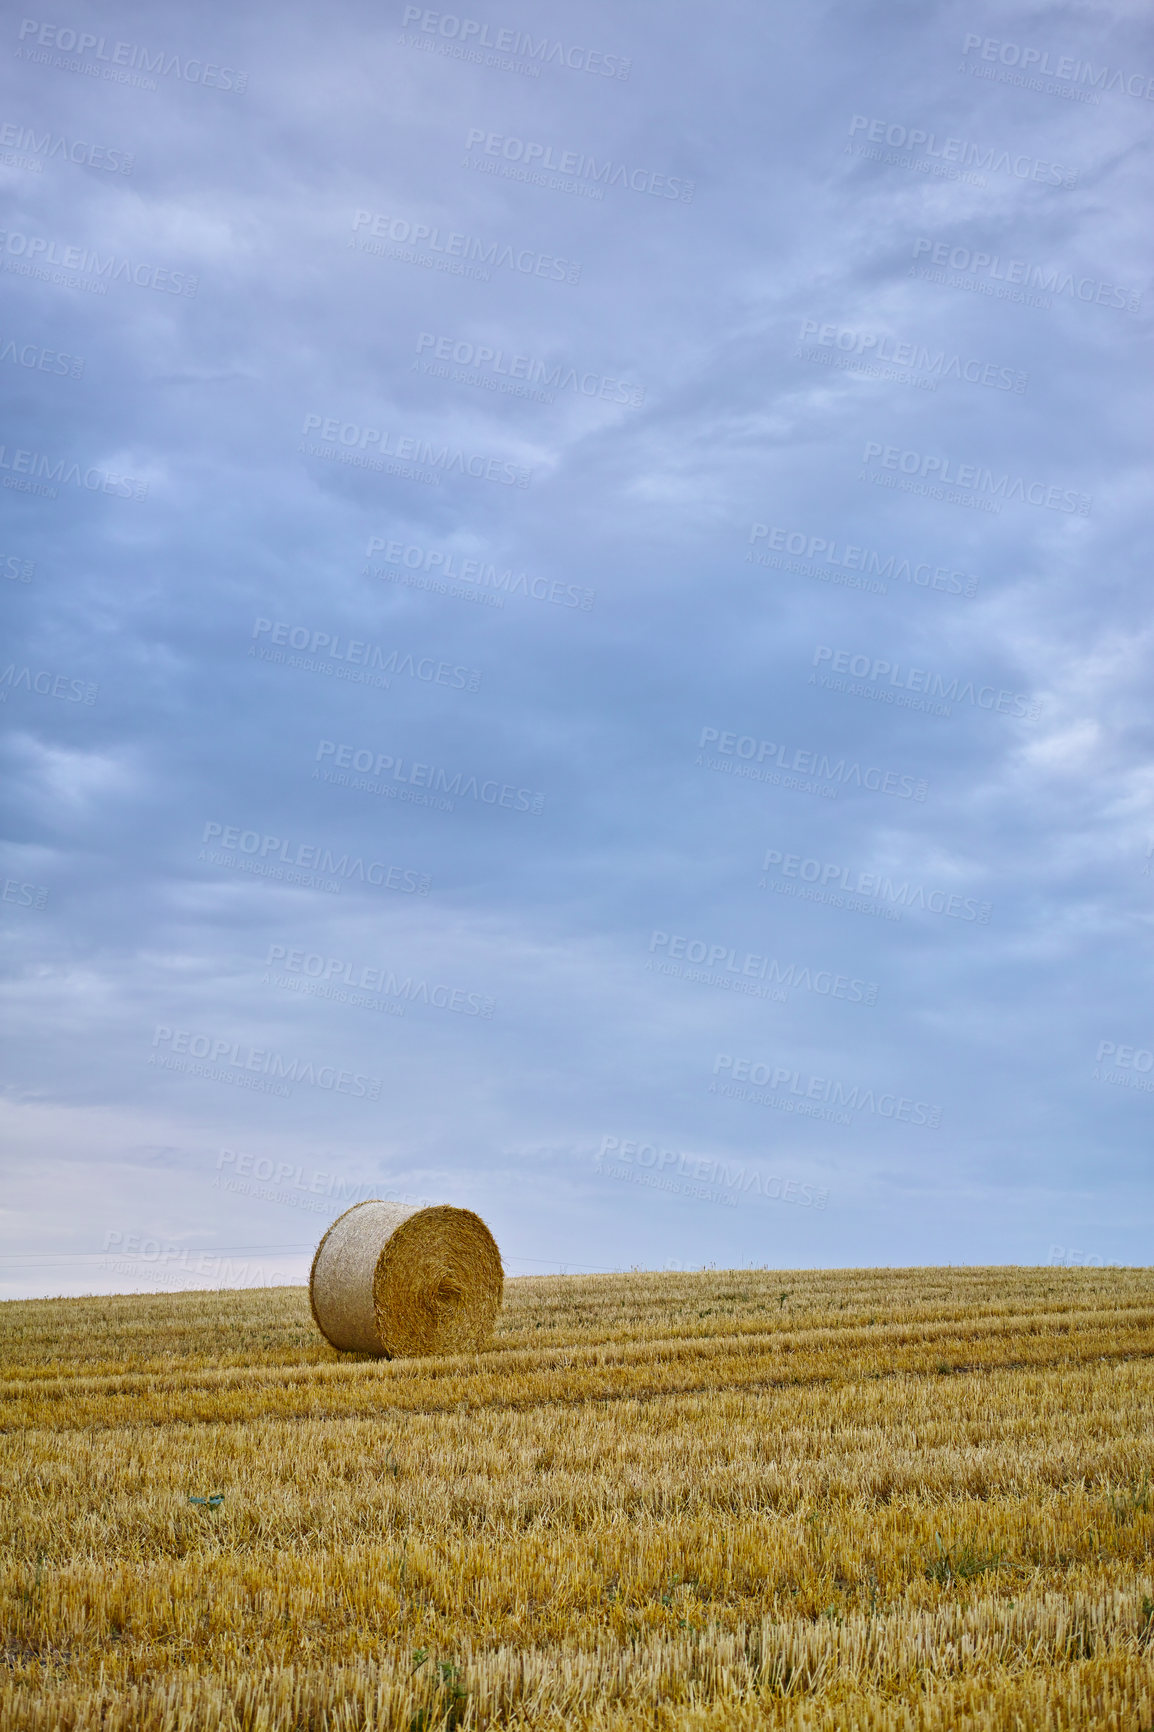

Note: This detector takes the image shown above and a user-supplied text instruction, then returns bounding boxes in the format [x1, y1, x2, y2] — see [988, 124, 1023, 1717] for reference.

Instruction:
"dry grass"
[1, 1265, 1152, 1729]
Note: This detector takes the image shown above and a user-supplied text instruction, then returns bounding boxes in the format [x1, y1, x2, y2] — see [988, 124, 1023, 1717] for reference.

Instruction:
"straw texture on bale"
[309, 1199, 503, 1358]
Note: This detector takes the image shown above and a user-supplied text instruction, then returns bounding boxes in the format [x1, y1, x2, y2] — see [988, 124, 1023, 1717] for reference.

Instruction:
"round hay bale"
[309, 1200, 503, 1358]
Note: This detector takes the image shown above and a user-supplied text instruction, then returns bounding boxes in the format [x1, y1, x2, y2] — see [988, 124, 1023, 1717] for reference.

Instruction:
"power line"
[0, 1243, 313, 1266]
[0, 1246, 619, 1273]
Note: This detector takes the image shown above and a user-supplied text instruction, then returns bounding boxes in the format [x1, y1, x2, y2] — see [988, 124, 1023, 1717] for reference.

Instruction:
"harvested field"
[1, 1265, 1152, 1730]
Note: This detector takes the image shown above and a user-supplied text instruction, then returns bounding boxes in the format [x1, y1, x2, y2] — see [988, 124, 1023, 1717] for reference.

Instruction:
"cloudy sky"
[1, 0, 1151, 1299]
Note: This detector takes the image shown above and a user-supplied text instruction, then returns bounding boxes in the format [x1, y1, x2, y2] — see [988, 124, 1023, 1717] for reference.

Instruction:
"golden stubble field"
[1, 1265, 1153, 1730]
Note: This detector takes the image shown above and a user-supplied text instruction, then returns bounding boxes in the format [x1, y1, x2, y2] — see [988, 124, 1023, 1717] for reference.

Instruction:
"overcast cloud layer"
[1, 0, 1151, 1298]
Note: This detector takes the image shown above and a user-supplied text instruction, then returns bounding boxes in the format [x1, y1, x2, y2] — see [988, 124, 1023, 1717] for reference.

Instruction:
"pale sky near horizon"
[1, 0, 1151, 1300]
